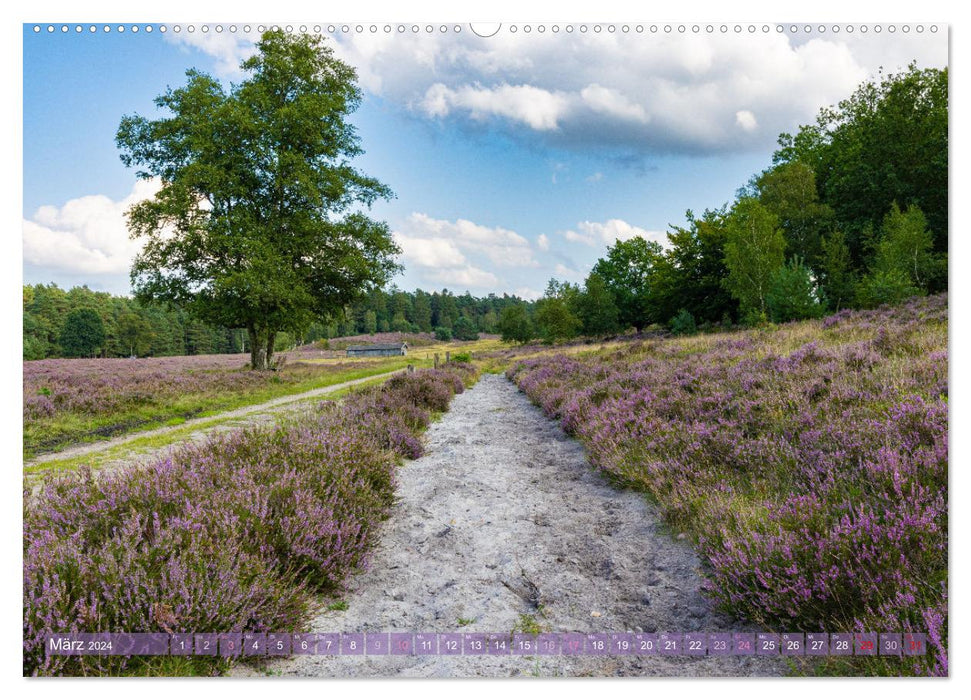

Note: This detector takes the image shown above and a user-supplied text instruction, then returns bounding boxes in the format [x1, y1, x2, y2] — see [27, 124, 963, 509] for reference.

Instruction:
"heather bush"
[23, 354, 402, 456]
[24, 367, 476, 676]
[508, 295, 947, 676]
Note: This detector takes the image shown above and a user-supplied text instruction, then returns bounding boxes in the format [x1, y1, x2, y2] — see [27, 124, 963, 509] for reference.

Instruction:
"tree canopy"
[774, 63, 948, 256]
[116, 30, 400, 369]
[59, 309, 106, 358]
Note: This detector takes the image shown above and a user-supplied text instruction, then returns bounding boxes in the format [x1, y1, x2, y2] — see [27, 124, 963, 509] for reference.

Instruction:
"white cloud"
[515, 286, 543, 301]
[560, 218, 668, 248]
[23, 179, 162, 276]
[163, 31, 257, 78]
[537, 233, 550, 251]
[430, 266, 500, 288]
[585, 172, 604, 183]
[399, 213, 538, 268]
[563, 229, 596, 246]
[392, 232, 466, 268]
[392, 212, 541, 291]
[580, 84, 649, 123]
[735, 110, 758, 132]
[331, 29, 946, 156]
[421, 83, 568, 131]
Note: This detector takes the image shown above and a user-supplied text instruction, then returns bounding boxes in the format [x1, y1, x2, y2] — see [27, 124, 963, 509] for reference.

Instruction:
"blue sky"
[22, 23, 948, 299]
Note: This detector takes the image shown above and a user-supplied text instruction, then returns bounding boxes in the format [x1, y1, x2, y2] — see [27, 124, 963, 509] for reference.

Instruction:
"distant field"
[23, 339, 508, 458]
[22, 353, 411, 457]
[295, 337, 506, 365]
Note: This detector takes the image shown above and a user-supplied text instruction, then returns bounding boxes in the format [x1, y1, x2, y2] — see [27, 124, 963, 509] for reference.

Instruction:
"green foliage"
[591, 237, 664, 331]
[390, 315, 412, 333]
[24, 283, 248, 360]
[574, 272, 620, 337]
[412, 291, 433, 332]
[870, 203, 944, 292]
[534, 297, 580, 344]
[856, 268, 921, 309]
[774, 64, 948, 256]
[498, 304, 533, 344]
[433, 326, 453, 342]
[755, 161, 833, 268]
[451, 352, 471, 363]
[722, 198, 787, 321]
[534, 279, 581, 344]
[59, 309, 106, 358]
[116, 312, 154, 357]
[819, 230, 857, 311]
[363, 310, 378, 335]
[452, 316, 479, 341]
[116, 30, 399, 370]
[766, 257, 826, 323]
[856, 203, 943, 309]
[653, 209, 738, 325]
[669, 309, 697, 336]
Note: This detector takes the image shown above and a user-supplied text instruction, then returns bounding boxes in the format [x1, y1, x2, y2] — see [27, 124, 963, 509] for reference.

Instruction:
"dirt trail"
[25, 368, 405, 474]
[236, 373, 786, 678]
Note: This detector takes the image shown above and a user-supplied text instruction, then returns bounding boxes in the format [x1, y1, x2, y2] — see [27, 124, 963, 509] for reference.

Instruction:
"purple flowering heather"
[23, 353, 402, 455]
[23, 365, 477, 676]
[508, 296, 947, 676]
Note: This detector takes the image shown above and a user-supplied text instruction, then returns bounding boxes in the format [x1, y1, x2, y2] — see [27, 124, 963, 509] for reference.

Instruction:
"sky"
[22, 22, 948, 300]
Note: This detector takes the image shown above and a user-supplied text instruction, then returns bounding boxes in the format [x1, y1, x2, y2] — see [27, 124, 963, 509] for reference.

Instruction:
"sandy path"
[235, 373, 786, 678]
[25, 368, 405, 473]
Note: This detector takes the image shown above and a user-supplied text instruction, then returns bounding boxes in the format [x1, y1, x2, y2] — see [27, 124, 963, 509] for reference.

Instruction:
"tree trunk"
[266, 331, 276, 369]
[248, 323, 269, 370]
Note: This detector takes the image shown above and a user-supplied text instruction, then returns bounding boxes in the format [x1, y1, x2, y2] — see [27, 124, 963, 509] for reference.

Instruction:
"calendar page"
[21, 18, 949, 682]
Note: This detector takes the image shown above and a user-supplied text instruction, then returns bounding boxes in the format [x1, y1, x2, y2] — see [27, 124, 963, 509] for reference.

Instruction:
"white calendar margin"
[3, 1, 964, 699]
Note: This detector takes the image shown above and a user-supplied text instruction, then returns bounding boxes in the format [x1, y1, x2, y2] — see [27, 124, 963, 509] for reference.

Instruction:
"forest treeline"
[501, 63, 948, 344]
[22, 282, 532, 359]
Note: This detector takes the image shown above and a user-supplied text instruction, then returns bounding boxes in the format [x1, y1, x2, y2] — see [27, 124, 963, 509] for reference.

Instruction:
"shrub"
[669, 309, 697, 336]
[856, 268, 921, 309]
[766, 257, 825, 322]
[498, 305, 533, 344]
[434, 326, 453, 342]
[452, 317, 479, 341]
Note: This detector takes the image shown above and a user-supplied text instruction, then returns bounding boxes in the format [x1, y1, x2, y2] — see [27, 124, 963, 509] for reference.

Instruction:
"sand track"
[235, 373, 785, 677]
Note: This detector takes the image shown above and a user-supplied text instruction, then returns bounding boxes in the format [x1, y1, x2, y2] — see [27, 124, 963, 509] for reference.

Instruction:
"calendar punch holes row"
[47, 631, 927, 658]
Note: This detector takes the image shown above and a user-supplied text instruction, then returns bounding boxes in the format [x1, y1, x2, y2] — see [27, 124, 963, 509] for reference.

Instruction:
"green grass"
[25, 372, 405, 479]
[512, 613, 546, 636]
[25, 360, 413, 460]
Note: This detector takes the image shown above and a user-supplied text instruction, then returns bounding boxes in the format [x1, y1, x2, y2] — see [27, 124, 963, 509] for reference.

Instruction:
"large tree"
[534, 279, 581, 344]
[116, 30, 400, 369]
[652, 208, 738, 325]
[755, 161, 834, 269]
[591, 237, 664, 331]
[59, 309, 106, 358]
[575, 271, 620, 337]
[498, 304, 534, 344]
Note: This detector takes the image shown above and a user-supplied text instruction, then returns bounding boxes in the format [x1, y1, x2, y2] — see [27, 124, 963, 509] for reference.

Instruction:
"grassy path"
[24, 367, 406, 479]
